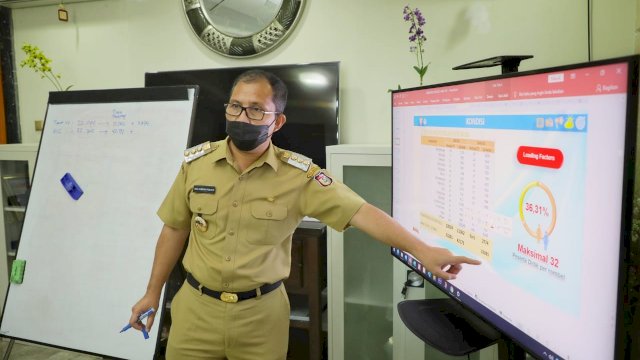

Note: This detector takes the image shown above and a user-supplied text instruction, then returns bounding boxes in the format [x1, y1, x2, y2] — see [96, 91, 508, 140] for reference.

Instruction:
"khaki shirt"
[157, 139, 366, 292]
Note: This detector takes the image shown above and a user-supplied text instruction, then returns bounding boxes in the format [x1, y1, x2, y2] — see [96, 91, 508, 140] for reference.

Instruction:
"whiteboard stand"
[2, 338, 13, 360]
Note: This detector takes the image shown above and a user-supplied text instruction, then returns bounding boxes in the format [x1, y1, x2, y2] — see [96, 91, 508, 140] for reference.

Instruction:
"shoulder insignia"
[306, 164, 321, 178]
[313, 171, 333, 186]
[183, 141, 215, 163]
[280, 151, 312, 172]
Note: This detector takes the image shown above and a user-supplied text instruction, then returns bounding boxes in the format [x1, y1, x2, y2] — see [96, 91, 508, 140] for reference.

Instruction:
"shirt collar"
[262, 142, 280, 171]
[209, 139, 228, 163]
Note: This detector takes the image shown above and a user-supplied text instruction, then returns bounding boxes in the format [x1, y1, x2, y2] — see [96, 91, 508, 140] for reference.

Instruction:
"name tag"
[193, 185, 216, 194]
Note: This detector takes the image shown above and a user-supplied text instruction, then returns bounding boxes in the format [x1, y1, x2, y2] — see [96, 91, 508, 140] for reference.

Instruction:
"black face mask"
[226, 119, 275, 151]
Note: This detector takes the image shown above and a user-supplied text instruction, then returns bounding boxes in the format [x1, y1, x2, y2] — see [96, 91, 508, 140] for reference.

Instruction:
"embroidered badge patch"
[193, 185, 216, 194]
[314, 171, 333, 186]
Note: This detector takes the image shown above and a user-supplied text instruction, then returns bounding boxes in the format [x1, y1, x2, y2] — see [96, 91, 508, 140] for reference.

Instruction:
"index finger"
[145, 314, 156, 332]
[454, 256, 481, 265]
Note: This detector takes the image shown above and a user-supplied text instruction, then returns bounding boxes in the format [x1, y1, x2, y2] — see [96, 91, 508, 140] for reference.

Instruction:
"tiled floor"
[0, 340, 100, 360]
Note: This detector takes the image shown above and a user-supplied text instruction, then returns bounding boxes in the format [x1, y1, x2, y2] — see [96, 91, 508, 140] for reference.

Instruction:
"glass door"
[1, 160, 30, 271]
[342, 165, 393, 360]
[0, 143, 38, 313]
[326, 145, 393, 360]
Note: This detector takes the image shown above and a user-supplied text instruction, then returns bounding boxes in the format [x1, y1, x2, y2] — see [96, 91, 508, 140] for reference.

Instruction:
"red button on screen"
[517, 146, 564, 169]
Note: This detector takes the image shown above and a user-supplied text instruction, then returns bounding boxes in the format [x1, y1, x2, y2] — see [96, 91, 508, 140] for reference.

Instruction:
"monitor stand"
[397, 298, 527, 359]
[452, 55, 533, 74]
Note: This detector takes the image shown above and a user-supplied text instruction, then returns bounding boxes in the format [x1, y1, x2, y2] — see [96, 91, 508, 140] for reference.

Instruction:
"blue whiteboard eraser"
[60, 172, 84, 200]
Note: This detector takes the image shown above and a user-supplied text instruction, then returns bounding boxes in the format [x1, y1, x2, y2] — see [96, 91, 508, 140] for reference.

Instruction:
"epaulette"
[184, 141, 216, 163]
[280, 150, 312, 172]
[306, 164, 321, 178]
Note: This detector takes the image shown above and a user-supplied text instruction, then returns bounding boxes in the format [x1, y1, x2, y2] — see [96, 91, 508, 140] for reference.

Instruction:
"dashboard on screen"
[391, 56, 638, 360]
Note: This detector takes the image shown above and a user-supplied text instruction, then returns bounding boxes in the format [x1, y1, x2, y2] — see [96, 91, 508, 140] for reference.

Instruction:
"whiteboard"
[0, 86, 197, 359]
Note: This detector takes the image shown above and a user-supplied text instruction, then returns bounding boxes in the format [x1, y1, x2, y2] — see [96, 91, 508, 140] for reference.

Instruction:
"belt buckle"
[220, 292, 239, 303]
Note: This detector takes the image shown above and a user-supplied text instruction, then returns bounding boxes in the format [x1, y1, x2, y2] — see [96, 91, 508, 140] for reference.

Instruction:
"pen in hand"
[120, 307, 155, 339]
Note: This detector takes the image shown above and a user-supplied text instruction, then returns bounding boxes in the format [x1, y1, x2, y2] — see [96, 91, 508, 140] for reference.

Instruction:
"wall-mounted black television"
[145, 62, 339, 168]
[391, 55, 639, 359]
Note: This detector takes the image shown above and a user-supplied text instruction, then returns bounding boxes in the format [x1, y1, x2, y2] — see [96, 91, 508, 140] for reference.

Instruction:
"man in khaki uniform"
[129, 70, 480, 359]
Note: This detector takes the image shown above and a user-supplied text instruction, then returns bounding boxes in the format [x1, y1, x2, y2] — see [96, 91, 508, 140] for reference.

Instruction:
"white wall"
[593, 0, 636, 59]
[11, 0, 637, 147]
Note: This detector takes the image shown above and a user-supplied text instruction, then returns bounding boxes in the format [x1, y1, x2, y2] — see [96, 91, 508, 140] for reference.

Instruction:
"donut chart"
[518, 181, 557, 250]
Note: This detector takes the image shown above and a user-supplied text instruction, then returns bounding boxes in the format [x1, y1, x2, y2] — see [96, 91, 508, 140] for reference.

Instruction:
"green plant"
[19, 43, 72, 91]
[403, 5, 429, 86]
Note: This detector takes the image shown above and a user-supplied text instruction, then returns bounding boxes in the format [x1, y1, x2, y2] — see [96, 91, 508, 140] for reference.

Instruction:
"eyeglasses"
[224, 103, 280, 122]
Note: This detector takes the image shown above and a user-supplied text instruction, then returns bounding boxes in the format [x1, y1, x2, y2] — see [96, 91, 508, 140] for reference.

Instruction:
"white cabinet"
[326, 144, 429, 360]
[0, 143, 38, 313]
[326, 144, 497, 360]
[326, 144, 397, 360]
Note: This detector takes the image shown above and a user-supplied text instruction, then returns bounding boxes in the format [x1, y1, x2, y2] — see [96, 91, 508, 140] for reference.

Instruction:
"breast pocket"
[189, 195, 218, 239]
[248, 201, 289, 245]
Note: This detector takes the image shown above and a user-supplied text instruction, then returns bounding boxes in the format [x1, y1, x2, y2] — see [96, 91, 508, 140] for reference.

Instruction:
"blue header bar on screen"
[413, 114, 588, 132]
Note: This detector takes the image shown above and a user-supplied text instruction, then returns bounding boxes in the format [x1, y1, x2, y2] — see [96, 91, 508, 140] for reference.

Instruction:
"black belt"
[186, 272, 282, 303]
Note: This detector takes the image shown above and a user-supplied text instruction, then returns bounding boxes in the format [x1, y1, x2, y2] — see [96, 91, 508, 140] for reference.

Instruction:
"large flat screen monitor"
[391, 56, 639, 360]
[145, 62, 339, 168]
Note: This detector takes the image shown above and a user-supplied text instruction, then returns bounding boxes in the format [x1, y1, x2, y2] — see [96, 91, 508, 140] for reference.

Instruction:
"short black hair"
[230, 69, 288, 113]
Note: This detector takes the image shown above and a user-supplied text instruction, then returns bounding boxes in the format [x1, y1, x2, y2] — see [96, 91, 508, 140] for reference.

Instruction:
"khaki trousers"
[166, 281, 290, 360]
